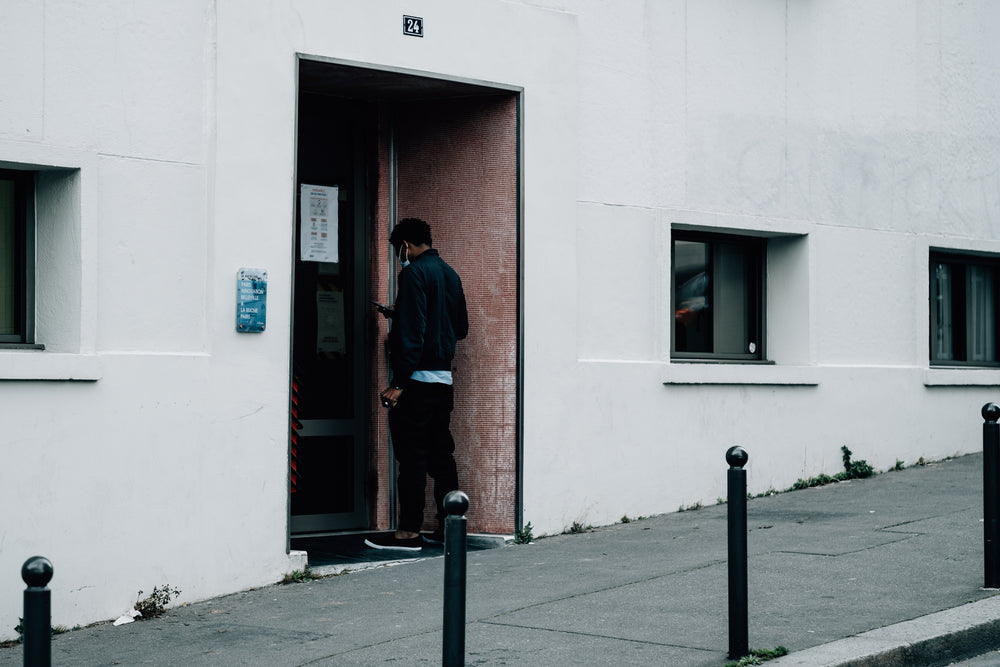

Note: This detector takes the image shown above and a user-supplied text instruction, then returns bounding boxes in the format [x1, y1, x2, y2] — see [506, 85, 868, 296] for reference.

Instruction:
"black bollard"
[984, 403, 1000, 588]
[442, 490, 469, 667]
[726, 446, 749, 660]
[22, 556, 53, 667]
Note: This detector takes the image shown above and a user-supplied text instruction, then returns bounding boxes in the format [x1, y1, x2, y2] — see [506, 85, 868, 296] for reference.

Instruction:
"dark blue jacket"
[389, 249, 469, 386]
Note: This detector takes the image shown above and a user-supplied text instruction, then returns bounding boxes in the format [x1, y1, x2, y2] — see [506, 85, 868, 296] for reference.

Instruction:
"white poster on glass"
[316, 288, 346, 354]
[299, 184, 338, 263]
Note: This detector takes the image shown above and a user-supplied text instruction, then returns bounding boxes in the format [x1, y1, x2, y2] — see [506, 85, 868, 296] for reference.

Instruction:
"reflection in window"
[672, 232, 763, 360]
[674, 240, 711, 352]
[931, 254, 998, 365]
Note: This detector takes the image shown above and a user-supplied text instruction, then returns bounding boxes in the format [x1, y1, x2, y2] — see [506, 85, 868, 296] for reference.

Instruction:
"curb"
[769, 595, 1000, 666]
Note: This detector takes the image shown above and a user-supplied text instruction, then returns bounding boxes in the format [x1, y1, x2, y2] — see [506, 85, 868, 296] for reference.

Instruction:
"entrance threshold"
[290, 533, 508, 573]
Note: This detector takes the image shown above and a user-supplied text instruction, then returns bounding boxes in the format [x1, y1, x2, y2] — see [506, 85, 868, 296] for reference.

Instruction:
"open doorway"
[290, 57, 521, 541]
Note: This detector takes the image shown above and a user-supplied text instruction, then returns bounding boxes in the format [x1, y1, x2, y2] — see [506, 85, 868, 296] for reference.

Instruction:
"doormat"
[290, 533, 503, 568]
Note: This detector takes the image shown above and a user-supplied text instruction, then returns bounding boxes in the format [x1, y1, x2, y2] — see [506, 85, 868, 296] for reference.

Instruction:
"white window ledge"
[663, 363, 820, 386]
[924, 368, 1000, 386]
[0, 352, 101, 381]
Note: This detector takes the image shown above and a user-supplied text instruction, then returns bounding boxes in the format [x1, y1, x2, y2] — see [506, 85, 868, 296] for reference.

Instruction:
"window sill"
[924, 368, 1000, 386]
[0, 351, 101, 381]
[663, 363, 820, 386]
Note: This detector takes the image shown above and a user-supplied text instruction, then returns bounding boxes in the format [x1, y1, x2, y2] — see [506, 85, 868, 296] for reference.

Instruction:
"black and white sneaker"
[364, 535, 422, 552]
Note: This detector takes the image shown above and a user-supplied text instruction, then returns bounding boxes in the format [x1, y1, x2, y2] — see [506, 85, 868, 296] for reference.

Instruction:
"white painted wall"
[541, 0, 1000, 536]
[0, 0, 997, 636]
[0, 0, 577, 638]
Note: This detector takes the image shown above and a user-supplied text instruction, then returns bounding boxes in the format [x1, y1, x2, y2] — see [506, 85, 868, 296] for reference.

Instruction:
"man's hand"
[380, 386, 403, 408]
[371, 301, 394, 319]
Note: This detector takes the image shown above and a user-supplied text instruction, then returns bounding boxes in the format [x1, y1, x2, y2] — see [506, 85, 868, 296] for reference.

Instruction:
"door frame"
[288, 54, 525, 539]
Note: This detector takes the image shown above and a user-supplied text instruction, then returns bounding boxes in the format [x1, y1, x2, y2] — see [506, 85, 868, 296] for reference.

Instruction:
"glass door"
[290, 93, 372, 533]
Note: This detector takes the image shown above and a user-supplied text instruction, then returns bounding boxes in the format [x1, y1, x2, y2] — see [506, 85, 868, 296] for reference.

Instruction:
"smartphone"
[370, 300, 392, 317]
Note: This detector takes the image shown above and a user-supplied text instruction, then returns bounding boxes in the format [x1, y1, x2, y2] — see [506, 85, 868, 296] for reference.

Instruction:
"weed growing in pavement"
[839, 445, 874, 480]
[0, 618, 72, 648]
[566, 521, 593, 534]
[789, 474, 837, 490]
[514, 521, 534, 544]
[0, 619, 24, 647]
[134, 584, 181, 619]
[890, 459, 905, 472]
[724, 646, 789, 666]
[785, 446, 876, 494]
[678, 500, 704, 512]
[281, 568, 315, 584]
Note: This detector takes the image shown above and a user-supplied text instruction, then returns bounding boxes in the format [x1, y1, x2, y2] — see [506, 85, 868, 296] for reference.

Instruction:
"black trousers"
[388, 380, 459, 533]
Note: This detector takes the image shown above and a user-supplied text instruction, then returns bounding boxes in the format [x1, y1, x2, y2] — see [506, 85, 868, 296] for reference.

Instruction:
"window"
[930, 252, 998, 365]
[0, 169, 34, 344]
[672, 231, 764, 361]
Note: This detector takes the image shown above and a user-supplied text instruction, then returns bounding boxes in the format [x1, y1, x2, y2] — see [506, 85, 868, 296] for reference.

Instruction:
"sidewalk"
[2, 453, 997, 666]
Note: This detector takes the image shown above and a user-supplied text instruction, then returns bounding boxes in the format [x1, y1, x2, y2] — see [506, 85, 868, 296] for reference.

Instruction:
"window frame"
[671, 229, 765, 363]
[929, 250, 1000, 368]
[0, 168, 35, 345]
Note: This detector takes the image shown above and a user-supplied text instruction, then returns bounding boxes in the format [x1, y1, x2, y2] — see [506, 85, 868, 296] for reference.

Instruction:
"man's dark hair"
[390, 218, 433, 250]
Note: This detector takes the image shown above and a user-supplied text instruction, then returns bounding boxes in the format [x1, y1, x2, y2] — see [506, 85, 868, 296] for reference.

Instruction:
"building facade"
[2, 0, 998, 634]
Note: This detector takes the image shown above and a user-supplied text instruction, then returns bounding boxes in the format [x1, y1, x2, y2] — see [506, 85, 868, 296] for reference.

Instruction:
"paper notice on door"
[316, 288, 346, 354]
[300, 184, 338, 263]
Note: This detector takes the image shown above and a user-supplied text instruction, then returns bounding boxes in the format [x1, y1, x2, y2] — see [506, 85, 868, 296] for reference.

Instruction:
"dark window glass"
[0, 170, 29, 343]
[672, 231, 763, 360]
[930, 253, 998, 365]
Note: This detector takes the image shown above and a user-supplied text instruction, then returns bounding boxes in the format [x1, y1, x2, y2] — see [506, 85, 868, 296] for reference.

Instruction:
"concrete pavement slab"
[484, 561, 729, 651]
[1, 453, 998, 666]
[304, 623, 724, 666]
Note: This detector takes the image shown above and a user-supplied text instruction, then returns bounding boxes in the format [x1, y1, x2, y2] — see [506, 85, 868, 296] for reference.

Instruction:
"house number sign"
[403, 15, 423, 37]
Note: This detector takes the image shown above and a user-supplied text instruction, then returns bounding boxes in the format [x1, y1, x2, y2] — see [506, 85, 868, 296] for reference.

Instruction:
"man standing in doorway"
[366, 218, 469, 552]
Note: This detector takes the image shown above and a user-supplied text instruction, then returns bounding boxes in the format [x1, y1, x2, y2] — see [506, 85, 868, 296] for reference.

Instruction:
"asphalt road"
[948, 649, 1000, 666]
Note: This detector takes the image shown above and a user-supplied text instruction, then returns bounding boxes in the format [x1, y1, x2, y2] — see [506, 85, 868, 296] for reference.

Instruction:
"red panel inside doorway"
[369, 95, 519, 535]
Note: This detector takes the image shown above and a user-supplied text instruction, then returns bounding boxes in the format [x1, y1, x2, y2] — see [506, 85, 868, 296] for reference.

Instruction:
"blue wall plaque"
[237, 268, 267, 333]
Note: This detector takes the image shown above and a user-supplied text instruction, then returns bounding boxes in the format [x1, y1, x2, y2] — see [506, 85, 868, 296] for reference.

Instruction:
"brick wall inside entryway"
[370, 94, 519, 535]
